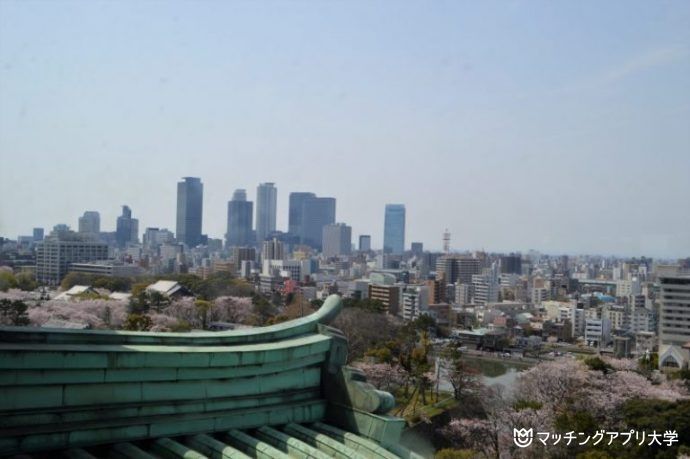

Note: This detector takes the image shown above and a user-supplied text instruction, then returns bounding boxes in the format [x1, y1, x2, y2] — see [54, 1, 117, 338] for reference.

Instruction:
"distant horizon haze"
[0, 1, 688, 259]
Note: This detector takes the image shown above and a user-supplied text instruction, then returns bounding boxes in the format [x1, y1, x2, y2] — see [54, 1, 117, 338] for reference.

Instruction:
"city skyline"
[1, 1, 689, 258]
[5, 176, 687, 260]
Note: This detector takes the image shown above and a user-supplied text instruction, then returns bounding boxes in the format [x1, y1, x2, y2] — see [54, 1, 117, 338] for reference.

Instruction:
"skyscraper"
[322, 223, 352, 257]
[658, 273, 690, 369]
[359, 235, 371, 252]
[411, 242, 424, 256]
[255, 183, 277, 244]
[500, 254, 522, 274]
[176, 177, 203, 247]
[288, 192, 316, 238]
[78, 211, 101, 235]
[301, 197, 336, 250]
[226, 189, 254, 248]
[32, 228, 44, 242]
[383, 204, 405, 254]
[115, 205, 139, 248]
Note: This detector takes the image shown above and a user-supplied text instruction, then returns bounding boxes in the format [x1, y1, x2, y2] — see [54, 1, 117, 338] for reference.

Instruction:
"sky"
[0, 0, 689, 258]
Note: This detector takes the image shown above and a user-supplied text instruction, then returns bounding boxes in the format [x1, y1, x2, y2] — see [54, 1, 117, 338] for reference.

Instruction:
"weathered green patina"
[0, 295, 422, 458]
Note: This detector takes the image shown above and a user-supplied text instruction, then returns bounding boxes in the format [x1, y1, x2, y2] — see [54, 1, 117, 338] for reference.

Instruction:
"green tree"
[620, 398, 690, 459]
[170, 320, 191, 332]
[0, 271, 17, 292]
[60, 272, 94, 290]
[195, 300, 212, 329]
[584, 356, 613, 373]
[15, 271, 37, 291]
[93, 276, 133, 292]
[442, 344, 481, 401]
[0, 299, 30, 326]
[148, 290, 170, 312]
[123, 314, 152, 331]
[251, 294, 276, 325]
[310, 299, 324, 308]
[128, 283, 151, 314]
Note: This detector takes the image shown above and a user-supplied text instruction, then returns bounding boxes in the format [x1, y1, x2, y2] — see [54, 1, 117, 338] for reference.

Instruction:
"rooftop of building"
[0, 295, 421, 458]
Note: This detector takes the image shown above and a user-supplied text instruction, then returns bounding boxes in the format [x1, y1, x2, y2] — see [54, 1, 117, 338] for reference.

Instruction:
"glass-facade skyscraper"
[301, 197, 336, 250]
[288, 192, 316, 238]
[115, 205, 138, 248]
[226, 189, 253, 248]
[255, 183, 277, 245]
[176, 177, 203, 247]
[78, 211, 101, 236]
[383, 204, 405, 254]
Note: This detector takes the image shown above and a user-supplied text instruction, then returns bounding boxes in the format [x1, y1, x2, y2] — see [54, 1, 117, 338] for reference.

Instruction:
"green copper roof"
[0, 295, 423, 459]
[47, 423, 415, 459]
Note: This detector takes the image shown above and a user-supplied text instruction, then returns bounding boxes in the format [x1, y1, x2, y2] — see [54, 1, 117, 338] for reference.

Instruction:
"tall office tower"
[500, 254, 522, 274]
[78, 211, 101, 236]
[322, 223, 352, 257]
[658, 273, 690, 369]
[383, 204, 405, 254]
[288, 192, 316, 238]
[359, 235, 372, 252]
[226, 189, 254, 248]
[115, 206, 139, 248]
[261, 238, 284, 261]
[33, 228, 44, 242]
[410, 242, 423, 256]
[255, 183, 277, 245]
[176, 177, 204, 248]
[35, 230, 109, 286]
[301, 197, 336, 251]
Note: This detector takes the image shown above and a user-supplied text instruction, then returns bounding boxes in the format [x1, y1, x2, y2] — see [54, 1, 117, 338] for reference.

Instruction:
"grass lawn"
[392, 388, 458, 424]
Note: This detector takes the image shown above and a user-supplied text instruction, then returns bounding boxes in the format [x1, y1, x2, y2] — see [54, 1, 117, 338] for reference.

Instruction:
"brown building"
[426, 279, 445, 304]
[368, 284, 401, 315]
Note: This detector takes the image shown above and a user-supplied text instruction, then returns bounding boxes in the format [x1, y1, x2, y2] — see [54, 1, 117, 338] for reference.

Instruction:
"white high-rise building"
[471, 274, 499, 306]
[322, 223, 352, 258]
[78, 211, 101, 236]
[658, 274, 690, 369]
[261, 238, 284, 262]
[402, 285, 429, 321]
[256, 182, 277, 245]
[35, 230, 109, 286]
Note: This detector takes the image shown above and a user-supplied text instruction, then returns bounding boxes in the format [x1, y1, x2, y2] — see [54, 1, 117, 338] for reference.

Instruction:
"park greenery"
[0, 270, 37, 292]
[0, 298, 30, 325]
[433, 357, 688, 458]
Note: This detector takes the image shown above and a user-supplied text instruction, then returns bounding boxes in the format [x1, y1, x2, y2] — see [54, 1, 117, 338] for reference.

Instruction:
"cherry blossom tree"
[27, 299, 128, 329]
[0, 289, 36, 302]
[356, 362, 407, 392]
[439, 357, 687, 458]
[514, 358, 588, 407]
[441, 418, 496, 458]
[149, 313, 180, 332]
[160, 296, 254, 329]
[209, 296, 253, 324]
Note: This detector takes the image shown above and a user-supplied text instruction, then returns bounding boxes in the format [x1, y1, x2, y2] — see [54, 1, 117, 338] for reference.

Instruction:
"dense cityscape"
[1, 176, 689, 457]
[2, 0, 689, 457]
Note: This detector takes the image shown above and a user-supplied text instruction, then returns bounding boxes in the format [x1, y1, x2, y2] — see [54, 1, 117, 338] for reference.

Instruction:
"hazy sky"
[1, 0, 689, 258]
